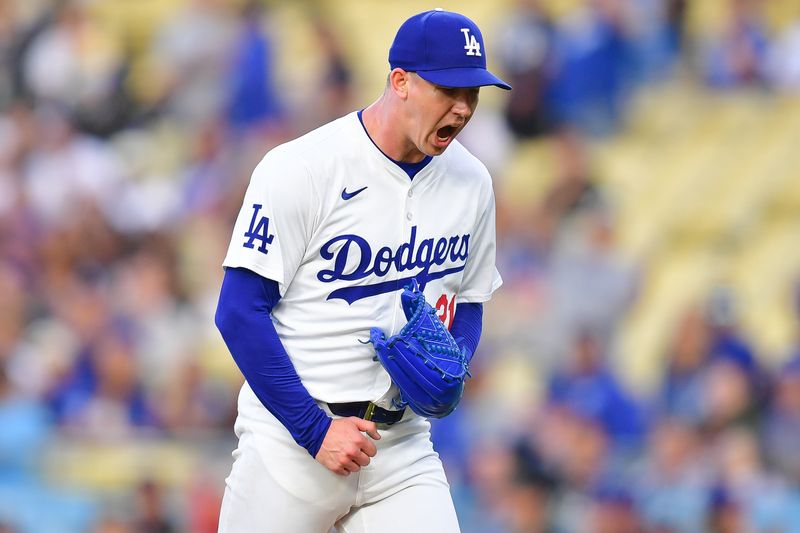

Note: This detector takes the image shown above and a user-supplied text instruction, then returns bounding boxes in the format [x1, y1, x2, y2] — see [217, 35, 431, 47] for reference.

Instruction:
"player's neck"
[361, 100, 427, 164]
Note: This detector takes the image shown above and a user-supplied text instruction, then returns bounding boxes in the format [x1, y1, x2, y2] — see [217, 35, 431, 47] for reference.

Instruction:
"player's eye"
[437, 86, 479, 105]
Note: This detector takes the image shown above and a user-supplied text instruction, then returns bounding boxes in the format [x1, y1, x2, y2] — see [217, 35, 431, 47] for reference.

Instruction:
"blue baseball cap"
[389, 9, 511, 90]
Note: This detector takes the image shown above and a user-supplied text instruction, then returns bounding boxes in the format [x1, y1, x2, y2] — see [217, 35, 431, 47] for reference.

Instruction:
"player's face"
[405, 73, 479, 160]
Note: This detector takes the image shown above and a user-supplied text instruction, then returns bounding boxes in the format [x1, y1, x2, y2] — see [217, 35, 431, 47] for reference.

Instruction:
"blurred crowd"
[2, 0, 800, 531]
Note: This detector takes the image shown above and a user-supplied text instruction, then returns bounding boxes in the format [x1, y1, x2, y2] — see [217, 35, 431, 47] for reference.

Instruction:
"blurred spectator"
[665, 0, 688, 58]
[429, 401, 473, 487]
[310, 18, 354, 126]
[459, 441, 518, 533]
[539, 408, 611, 492]
[185, 473, 222, 533]
[701, 359, 757, 434]
[707, 483, 744, 533]
[37, 205, 122, 290]
[766, 18, 800, 91]
[225, 1, 284, 134]
[21, 0, 130, 135]
[544, 208, 638, 357]
[0, 261, 27, 365]
[705, 285, 757, 378]
[701, 0, 770, 89]
[22, 105, 124, 228]
[636, 419, 710, 531]
[151, 0, 236, 126]
[495, 0, 558, 139]
[548, 413, 611, 531]
[699, 288, 762, 433]
[505, 478, 555, 533]
[585, 483, 641, 533]
[505, 439, 558, 533]
[0, 364, 53, 484]
[0, 103, 36, 218]
[0, 0, 17, 106]
[537, 129, 605, 244]
[550, 0, 636, 136]
[45, 270, 161, 438]
[0, 1, 53, 106]
[160, 359, 235, 433]
[627, 0, 686, 81]
[761, 356, 800, 483]
[180, 118, 239, 215]
[102, 143, 184, 236]
[660, 305, 711, 424]
[133, 480, 175, 533]
[494, 199, 551, 294]
[712, 428, 800, 531]
[547, 330, 645, 447]
[110, 238, 200, 388]
[51, 325, 160, 439]
[91, 516, 134, 533]
[659, 295, 761, 437]
[493, 127, 573, 286]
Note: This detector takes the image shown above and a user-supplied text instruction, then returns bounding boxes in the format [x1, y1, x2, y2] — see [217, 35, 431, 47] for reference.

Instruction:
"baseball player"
[215, 9, 510, 533]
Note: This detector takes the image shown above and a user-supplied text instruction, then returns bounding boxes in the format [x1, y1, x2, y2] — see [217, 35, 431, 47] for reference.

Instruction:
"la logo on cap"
[460, 28, 482, 57]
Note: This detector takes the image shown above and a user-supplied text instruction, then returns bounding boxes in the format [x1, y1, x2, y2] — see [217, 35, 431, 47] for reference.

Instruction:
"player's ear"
[389, 68, 410, 100]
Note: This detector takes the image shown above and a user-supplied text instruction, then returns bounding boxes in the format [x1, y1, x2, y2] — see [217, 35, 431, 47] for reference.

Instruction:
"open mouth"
[436, 125, 457, 142]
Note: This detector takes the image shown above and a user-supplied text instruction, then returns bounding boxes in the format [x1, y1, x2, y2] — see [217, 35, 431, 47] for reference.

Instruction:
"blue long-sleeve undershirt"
[449, 297, 483, 366]
[214, 267, 483, 456]
[214, 267, 331, 457]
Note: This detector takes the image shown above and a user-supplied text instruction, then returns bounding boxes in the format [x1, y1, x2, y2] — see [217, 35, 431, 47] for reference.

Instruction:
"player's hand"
[315, 417, 381, 476]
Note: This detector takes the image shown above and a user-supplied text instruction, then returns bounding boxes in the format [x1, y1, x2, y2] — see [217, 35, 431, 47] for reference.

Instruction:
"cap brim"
[416, 68, 511, 90]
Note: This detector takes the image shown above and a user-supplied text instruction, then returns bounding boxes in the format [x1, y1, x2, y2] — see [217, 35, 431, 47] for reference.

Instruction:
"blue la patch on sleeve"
[243, 204, 275, 254]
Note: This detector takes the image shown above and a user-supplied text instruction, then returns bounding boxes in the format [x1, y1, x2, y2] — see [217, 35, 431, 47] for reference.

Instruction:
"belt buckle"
[363, 402, 377, 422]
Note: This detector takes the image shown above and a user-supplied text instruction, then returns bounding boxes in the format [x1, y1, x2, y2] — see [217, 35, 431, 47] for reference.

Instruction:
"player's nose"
[451, 89, 477, 118]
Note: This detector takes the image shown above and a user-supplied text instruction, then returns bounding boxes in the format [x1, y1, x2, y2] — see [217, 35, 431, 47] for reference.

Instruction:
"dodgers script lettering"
[317, 226, 470, 304]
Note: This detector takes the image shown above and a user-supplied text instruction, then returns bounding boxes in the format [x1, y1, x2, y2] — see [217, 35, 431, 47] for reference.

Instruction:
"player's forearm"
[215, 267, 332, 456]
[449, 302, 483, 365]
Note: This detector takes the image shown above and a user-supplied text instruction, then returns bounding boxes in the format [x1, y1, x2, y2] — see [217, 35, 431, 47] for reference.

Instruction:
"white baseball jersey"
[223, 111, 501, 414]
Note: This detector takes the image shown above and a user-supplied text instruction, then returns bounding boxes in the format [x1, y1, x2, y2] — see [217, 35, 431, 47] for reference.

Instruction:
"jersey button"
[406, 212, 413, 221]
[407, 190, 413, 198]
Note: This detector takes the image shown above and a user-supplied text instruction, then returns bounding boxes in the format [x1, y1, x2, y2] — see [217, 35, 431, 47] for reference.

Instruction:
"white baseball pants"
[217, 406, 460, 533]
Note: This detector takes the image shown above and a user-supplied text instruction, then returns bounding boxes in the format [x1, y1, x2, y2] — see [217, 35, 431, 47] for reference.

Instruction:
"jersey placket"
[386, 179, 416, 337]
[404, 183, 415, 225]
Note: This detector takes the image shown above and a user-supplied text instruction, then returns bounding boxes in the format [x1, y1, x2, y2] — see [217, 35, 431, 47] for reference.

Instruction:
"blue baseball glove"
[368, 280, 470, 418]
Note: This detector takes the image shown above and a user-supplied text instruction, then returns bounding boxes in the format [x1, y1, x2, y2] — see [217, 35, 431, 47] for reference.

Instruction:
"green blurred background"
[3, 0, 800, 531]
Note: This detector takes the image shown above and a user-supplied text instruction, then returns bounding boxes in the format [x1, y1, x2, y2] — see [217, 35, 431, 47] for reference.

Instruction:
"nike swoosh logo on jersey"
[341, 186, 368, 200]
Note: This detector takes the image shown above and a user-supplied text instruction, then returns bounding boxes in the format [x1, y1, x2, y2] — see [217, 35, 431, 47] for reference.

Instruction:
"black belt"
[327, 402, 405, 425]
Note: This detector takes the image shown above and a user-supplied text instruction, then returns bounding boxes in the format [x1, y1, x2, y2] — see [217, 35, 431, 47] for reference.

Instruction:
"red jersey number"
[435, 294, 456, 330]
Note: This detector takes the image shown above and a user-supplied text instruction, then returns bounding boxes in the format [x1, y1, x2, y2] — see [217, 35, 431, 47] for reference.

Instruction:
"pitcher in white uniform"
[214, 9, 510, 533]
